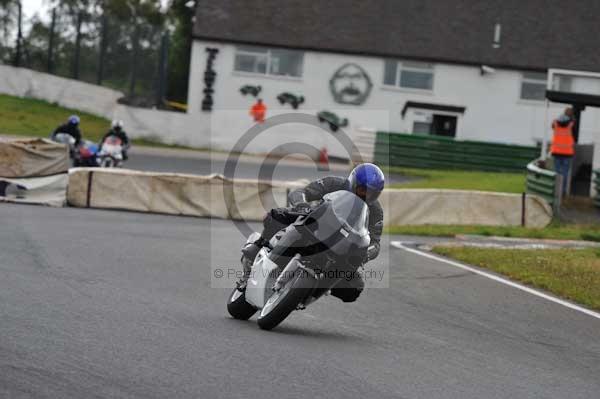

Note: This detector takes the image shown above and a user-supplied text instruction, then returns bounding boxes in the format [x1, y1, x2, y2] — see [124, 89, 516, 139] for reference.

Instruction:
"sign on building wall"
[329, 63, 372, 105]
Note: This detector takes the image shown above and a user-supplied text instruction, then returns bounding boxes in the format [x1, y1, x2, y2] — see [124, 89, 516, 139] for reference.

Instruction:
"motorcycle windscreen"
[310, 190, 369, 255]
[105, 136, 122, 145]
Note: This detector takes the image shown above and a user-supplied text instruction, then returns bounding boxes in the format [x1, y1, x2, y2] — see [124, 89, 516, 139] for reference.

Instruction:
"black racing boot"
[239, 237, 270, 284]
[241, 237, 270, 264]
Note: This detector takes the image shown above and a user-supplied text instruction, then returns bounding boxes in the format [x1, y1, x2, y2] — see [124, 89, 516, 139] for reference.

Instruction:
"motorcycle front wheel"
[256, 271, 313, 331]
[227, 286, 257, 320]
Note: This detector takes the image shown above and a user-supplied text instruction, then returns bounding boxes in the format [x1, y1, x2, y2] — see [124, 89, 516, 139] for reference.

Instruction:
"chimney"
[493, 23, 502, 48]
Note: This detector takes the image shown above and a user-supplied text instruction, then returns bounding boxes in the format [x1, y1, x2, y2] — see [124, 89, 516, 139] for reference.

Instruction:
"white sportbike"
[97, 135, 125, 168]
[227, 190, 370, 330]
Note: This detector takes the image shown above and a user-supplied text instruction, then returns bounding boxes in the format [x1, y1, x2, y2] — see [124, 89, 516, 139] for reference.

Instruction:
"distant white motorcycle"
[97, 135, 125, 168]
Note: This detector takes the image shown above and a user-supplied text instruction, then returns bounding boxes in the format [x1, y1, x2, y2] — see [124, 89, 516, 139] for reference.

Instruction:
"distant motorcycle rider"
[242, 163, 385, 303]
[52, 115, 82, 145]
[100, 120, 130, 160]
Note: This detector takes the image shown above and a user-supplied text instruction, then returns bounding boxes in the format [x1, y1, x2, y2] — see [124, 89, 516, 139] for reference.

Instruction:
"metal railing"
[375, 132, 539, 172]
[526, 159, 562, 212]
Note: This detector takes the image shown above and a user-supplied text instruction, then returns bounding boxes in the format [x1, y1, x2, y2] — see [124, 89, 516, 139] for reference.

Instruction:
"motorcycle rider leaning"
[52, 115, 82, 145]
[100, 120, 130, 160]
[242, 163, 385, 303]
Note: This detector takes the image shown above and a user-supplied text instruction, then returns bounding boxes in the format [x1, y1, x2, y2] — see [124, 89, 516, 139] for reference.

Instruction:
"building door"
[431, 114, 457, 137]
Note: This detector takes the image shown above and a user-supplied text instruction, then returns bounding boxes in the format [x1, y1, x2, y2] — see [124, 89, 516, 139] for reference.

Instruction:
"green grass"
[385, 223, 600, 242]
[432, 246, 600, 311]
[0, 94, 111, 142]
[0, 94, 201, 150]
[387, 167, 526, 194]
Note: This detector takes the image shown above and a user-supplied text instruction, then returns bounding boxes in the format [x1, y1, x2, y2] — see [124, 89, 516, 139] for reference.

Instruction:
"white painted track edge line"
[390, 241, 600, 321]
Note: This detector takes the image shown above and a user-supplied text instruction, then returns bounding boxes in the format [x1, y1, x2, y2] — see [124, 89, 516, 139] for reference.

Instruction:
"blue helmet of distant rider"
[68, 115, 80, 126]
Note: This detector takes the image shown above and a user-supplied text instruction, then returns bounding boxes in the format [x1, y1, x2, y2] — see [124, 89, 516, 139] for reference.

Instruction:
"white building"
[184, 0, 600, 196]
[187, 0, 600, 148]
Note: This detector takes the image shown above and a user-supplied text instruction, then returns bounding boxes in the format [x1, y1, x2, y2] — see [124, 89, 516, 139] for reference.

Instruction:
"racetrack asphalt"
[1, 203, 599, 399]
[124, 147, 409, 184]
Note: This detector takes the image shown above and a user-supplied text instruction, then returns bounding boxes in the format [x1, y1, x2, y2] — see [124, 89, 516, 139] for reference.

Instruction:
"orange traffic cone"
[319, 147, 329, 166]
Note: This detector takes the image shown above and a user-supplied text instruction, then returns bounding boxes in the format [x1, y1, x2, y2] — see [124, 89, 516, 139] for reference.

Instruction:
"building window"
[412, 115, 457, 138]
[234, 46, 303, 77]
[520, 72, 547, 101]
[384, 60, 434, 91]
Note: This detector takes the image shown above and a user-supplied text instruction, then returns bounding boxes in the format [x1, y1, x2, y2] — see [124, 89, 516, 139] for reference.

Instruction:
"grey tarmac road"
[1, 203, 599, 399]
[124, 148, 409, 184]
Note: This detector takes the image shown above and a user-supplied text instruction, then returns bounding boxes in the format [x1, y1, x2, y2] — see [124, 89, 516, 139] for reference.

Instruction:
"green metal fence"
[526, 159, 560, 210]
[374, 132, 540, 172]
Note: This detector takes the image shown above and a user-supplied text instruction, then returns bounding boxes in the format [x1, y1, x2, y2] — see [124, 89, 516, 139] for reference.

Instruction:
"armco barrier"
[374, 132, 539, 172]
[526, 159, 561, 211]
[67, 168, 552, 227]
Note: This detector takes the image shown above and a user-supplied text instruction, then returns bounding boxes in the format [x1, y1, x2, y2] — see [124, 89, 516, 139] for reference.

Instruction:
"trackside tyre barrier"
[67, 168, 303, 221]
[380, 189, 552, 228]
[0, 138, 69, 206]
[66, 168, 552, 227]
[526, 158, 561, 212]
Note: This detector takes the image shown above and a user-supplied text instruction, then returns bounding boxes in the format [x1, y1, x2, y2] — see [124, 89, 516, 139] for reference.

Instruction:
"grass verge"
[432, 246, 600, 311]
[385, 223, 600, 242]
[0, 94, 201, 151]
[387, 167, 526, 194]
[0, 93, 110, 142]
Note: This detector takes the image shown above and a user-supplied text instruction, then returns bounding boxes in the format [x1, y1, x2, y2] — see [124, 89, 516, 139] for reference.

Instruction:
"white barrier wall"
[0, 65, 213, 149]
[0, 174, 67, 207]
[0, 138, 69, 206]
[0, 64, 123, 117]
[0, 65, 361, 158]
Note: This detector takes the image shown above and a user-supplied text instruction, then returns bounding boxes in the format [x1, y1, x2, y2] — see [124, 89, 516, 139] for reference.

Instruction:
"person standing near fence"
[550, 107, 575, 196]
[250, 99, 267, 123]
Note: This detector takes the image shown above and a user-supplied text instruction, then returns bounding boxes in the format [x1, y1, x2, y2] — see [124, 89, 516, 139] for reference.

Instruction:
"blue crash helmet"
[347, 163, 385, 204]
[68, 115, 80, 125]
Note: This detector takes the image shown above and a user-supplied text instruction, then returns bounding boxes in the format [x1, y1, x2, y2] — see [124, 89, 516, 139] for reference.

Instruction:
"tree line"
[0, 0, 193, 105]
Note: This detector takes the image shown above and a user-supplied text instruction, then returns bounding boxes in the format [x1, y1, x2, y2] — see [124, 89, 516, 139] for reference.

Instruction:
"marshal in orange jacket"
[250, 101, 267, 123]
[550, 120, 575, 156]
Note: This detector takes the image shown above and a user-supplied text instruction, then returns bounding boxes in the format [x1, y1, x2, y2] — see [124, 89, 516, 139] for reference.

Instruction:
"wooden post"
[72, 10, 83, 79]
[96, 14, 108, 85]
[521, 192, 526, 227]
[156, 32, 169, 107]
[554, 174, 563, 216]
[128, 23, 139, 98]
[13, 0, 22, 67]
[47, 8, 56, 73]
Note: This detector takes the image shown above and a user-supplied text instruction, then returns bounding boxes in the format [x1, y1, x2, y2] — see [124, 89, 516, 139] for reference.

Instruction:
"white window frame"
[519, 72, 547, 102]
[233, 46, 304, 78]
[383, 60, 435, 92]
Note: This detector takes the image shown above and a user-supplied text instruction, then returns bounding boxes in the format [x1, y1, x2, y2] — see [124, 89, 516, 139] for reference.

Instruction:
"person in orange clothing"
[550, 108, 575, 195]
[250, 98, 267, 123]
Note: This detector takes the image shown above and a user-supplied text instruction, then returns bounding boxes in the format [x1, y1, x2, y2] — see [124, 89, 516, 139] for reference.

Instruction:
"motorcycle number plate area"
[245, 252, 278, 309]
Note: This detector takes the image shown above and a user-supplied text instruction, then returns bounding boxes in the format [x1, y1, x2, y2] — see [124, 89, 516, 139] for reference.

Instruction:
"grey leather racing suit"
[260, 176, 384, 302]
